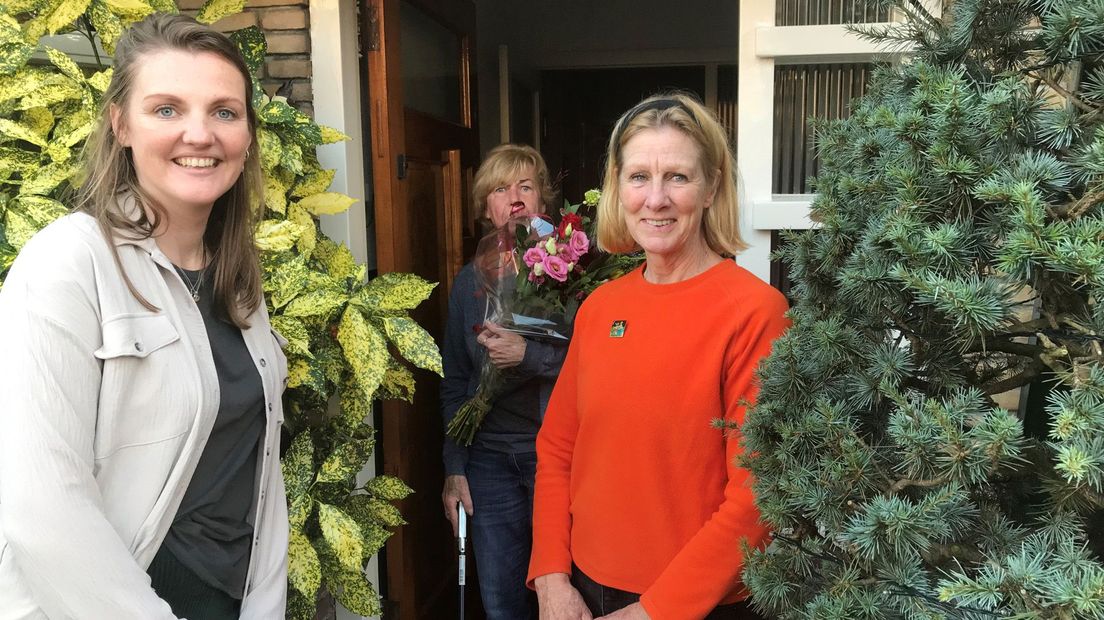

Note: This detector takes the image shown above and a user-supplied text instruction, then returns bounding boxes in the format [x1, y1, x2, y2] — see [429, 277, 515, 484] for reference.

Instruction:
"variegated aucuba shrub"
[0, 1, 440, 618]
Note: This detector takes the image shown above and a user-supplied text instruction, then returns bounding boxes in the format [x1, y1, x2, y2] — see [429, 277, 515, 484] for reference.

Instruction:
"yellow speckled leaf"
[291, 167, 335, 198]
[296, 192, 356, 217]
[145, 0, 177, 12]
[365, 475, 413, 501]
[43, 0, 93, 35]
[19, 160, 77, 196]
[320, 125, 349, 144]
[266, 255, 310, 309]
[0, 118, 46, 147]
[258, 127, 281, 172]
[229, 26, 266, 74]
[338, 307, 388, 401]
[254, 219, 300, 252]
[43, 142, 71, 163]
[13, 195, 66, 227]
[381, 316, 442, 376]
[4, 209, 37, 250]
[322, 242, 358, 283]
[318, 502, 363, 572]
[270, 315, 311, 357]
[379, 360, 415, 402]
[1, 1, 47, 16]
[287, 530, 321, 600]
[289, 204, 316, 259]
[281, 431, 314, 499]
[196, 0, 244, 25]
[52, 109, 94, 148]
[358, 272, 436, 312]
[103, 0, 154, 20]
[332, 565, 381, 617]
[21, 107, 52, 138]
[317, 439, 374, 484]
[344, 494, 404, 528]
[279, 141, 304, 175]
[287, 358, 311, 389]
[86, 68, 112, 93]
[17, 78, 83, 110]
[43, 47, 82, 82]
[263, 175, 286, 214]
[339, 379, 372, 431]
[0, 147, 40, 176]
[0, 69, 52, 104]
[89, 0, 123, 53]
[284, 288, 347, 319]
[288, 493, 312, 531]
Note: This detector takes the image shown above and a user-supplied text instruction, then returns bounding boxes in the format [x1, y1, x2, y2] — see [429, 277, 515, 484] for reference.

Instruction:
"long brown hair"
[75, 13, 263, 327]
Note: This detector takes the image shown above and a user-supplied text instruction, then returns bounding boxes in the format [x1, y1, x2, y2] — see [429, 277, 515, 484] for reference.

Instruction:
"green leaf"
[229, 26, 266, 74]
[381, 316, 442, 376]
[270, 315, 311, 357]
[332, 565, 381, 617]
[144, 0, 177, 12]
[365, 475, 413, 501]
[318, 502, 364, 572]
[281, 431, 314, 500]
[21, 107, 52, 139]
[254, 218, 301, 252]
[103, 0, 155, 19]
[345, 494, 405, 527]
[0, 118, 46, 147]
[195, 0, 244, 25]
[339, 379, 372, 430]
[291, 167, 335, 198]
[0, 69, 52, 105]
[296, 191, 356, 216]
[287, 529, 322, 600]
[289, 203, 316, 259]
[322, 240, 360, 282]
[379, 360, 415, 402]
[317, 438, 375, 484]
[0, 146, 40, 176]
[12, 195, 66, 227]
[19, 160, 76, 195]
[279, 140, 304, 175]
[43, 0, 92, 35]
[17, 78, 83, 110]
[258, 126, 281, 172]
[260, 98, 298, 125]
[284, 288, 347, 319]
[320, 125, 349, 144]
[51, 107, 94, 148]
[89, 0, 124, 54]
[43, 47, 82, 83]
[265, 255, 310, 309]
[338, 307, 388, 401]
[358, 272, 436, 312]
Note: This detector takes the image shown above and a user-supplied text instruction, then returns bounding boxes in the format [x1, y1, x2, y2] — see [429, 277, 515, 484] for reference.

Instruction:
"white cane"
[457, 501, 468, 620]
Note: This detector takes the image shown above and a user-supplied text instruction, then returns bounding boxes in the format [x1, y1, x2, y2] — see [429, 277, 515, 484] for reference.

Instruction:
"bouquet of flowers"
[445, 190, 643, 445]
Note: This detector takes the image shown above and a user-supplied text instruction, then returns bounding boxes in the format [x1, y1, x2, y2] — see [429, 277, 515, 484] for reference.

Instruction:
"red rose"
[557, 213, 584, 237]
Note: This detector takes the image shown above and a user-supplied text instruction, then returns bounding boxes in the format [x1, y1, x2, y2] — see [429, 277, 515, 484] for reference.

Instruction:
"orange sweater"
[527, 260, 789, 619]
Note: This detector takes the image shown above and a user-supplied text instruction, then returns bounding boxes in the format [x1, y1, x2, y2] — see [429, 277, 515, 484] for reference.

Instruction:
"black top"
[153, 266, 266, 599]
[439, 262, 568, 475]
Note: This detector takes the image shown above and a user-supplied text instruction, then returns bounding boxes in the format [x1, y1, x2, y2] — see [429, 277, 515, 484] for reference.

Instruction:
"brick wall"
[177, 0, 314, 116]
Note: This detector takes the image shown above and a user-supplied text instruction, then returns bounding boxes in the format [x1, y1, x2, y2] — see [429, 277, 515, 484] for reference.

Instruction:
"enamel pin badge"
[609, 320, 627, 338]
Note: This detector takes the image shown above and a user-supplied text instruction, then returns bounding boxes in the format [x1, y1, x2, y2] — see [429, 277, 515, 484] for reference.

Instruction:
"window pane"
[775, 0, 892, 26]
[400, 1, 462, 124]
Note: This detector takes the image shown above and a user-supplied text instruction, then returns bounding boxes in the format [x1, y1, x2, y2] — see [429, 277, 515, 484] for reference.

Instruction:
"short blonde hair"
[596, 92, 745, 256]
[472, 143, 555, 216]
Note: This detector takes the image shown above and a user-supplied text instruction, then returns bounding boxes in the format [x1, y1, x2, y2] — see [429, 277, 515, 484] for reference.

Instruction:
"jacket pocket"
[94, 313, 180, 360]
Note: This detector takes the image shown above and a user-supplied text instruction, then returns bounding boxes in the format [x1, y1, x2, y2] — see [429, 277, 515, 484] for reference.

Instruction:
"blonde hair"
[596, 92, 745, 256]
[472, 143, 555, 216]
[74, 13, 263, 327]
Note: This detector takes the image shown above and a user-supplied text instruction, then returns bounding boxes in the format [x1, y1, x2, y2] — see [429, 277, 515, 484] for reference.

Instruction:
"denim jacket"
[0, 210, 289, 619]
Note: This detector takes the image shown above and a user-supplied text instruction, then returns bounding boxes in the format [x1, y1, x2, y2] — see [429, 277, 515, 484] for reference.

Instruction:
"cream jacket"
[0, 212, 289, 619]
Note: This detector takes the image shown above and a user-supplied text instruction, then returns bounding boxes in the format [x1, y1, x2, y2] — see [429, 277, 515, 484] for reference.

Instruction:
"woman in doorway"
[441, 144, 568, 620]
[528, 93, 789, 620]
[0, 14, 288, 619]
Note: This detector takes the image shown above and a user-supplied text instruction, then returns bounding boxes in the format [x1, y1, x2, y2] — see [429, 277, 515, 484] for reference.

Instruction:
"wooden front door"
[362, 0, 480, 618]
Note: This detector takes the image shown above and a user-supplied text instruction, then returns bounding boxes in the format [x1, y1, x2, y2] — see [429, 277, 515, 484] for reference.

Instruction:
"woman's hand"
[478, 321, 527, 369]
[441, 475, 473, 537]
[535, 573, 592, 620]
[597, 602, 651, 619]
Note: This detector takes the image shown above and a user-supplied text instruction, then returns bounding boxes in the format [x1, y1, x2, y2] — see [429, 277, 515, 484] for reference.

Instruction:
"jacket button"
[267, 402, 273, 412]
[134, 342, 143, 352]
[259, 358, 267, 367]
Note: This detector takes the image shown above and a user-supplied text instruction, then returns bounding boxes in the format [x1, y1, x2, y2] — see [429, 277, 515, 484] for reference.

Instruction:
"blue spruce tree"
[742, 1, 1104, 617]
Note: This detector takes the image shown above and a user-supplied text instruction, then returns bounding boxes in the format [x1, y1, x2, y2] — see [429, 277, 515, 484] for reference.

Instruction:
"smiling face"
[618, 126, 717, 264]
[484, 165, 541, 228]
[111, 49, 251, 217]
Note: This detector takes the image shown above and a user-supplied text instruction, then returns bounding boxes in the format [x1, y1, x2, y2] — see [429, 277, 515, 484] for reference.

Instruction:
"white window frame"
[735, 0, 939, 283]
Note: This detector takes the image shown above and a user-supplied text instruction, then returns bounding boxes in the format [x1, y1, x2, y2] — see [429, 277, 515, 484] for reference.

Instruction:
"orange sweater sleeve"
[639, 292, 790, 619]
[526, 301, 585, 585]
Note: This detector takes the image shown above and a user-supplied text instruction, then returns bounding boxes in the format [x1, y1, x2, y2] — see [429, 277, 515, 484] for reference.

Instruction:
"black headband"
[611, 98, 703, 151]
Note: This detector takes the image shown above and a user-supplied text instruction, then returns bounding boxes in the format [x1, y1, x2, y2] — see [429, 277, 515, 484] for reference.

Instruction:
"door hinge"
[365, 3, 380, 52]
[397, 154, 407, 180]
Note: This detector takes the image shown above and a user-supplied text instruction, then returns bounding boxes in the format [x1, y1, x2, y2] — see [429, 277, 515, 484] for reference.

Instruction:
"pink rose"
[568, 230, 590, 260]
[557, 242, 576, 263]
[542, 254, 570, 282]
[523, 246, 547, 267]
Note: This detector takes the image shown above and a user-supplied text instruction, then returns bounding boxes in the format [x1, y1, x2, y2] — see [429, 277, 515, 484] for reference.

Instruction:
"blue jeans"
[466, 447, 537, 620]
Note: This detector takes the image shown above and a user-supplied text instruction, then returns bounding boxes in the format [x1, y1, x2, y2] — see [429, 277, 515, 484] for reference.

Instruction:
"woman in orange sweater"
[527, 93, 789, 620]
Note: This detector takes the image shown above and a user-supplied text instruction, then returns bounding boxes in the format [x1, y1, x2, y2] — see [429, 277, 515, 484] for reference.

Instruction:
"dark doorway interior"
[540, 66, 706, 205]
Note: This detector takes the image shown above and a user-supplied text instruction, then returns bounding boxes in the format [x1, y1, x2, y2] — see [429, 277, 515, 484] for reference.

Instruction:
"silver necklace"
[174, 250, 207, 303]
